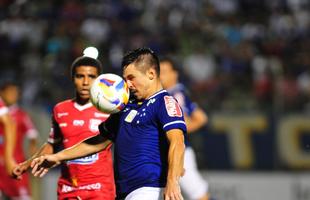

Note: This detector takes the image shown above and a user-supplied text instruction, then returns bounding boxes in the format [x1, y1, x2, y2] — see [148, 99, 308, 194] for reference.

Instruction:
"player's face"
[160, 61, 177, 89]
[0, 85, 19, 106]
[73, 66, 98, 101]
[123, 64, 152, 100]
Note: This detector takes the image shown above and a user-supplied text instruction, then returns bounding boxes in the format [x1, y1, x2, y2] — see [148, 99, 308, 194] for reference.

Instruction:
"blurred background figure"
[160, 58, 210, 200]
[0, 95, 16, 200]
[0, 81, 38, 200]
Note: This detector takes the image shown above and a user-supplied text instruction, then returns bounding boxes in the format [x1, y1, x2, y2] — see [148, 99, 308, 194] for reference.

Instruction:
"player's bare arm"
[184, 108, 208, 134]
[1, 113, 17, 175]
[31, 136, 111, 177]
[29, 138, 38, 156]
[12, 142, 53, 179]
[164, 129, 185, 200]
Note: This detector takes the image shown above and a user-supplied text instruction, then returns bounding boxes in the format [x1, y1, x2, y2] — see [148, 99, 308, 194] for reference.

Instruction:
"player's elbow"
[201, 113, 208, 125]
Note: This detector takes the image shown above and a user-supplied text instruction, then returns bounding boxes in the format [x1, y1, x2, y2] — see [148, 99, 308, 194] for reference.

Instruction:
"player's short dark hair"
[121, 47, 160, 77]
[0, 80, 19, 91]
[71, 56, 102, 78]
[160, 56, 187, 82]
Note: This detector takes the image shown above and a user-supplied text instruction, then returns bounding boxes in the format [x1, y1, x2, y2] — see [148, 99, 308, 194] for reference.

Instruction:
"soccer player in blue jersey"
[31, 48, 186, 200]
[160, 57, 209, 200]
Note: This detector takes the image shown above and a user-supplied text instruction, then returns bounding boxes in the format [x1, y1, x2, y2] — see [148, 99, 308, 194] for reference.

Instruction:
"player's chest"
[56, 110, 107, 135]
[121, 104, 155, 127]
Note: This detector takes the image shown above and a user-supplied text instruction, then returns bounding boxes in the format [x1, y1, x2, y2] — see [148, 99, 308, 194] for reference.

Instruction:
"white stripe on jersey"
[163, 120, 186, 129]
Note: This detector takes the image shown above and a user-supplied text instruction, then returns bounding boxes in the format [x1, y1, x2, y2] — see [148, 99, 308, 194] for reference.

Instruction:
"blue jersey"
[102, 90, 186, 196]
[167, 83, 198, 146]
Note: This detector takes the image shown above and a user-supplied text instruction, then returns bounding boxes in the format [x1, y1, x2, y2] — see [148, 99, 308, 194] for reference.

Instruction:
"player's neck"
[146, 81, 163, 99]
[75, 97, 90, 105]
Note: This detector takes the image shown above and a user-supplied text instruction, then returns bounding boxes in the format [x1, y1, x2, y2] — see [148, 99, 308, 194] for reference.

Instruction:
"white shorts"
[180, 147, 209, 200]
[125, 187, 164, 200]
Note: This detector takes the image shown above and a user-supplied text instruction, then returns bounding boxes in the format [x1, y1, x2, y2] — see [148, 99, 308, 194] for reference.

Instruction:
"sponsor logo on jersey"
[57, 112, 68, 118]
[67, 153, 99, 165]
[59, 123, 67, 127]
[73, 120, 85, 126]
[164, 96, 183, 117]
[125, 110, 137, 123]
[61, 183, 101, 193]
[147, 98, 156, 106]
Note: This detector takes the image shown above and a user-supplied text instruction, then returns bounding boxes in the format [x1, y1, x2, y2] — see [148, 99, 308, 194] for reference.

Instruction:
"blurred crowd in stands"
[0, 0, 309, 114]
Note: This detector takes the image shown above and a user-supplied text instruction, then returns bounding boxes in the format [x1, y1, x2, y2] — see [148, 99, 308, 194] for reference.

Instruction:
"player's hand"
[164, 180, 183, 200]
[12, 160, 30, 180]
[30, 154, 60, 177]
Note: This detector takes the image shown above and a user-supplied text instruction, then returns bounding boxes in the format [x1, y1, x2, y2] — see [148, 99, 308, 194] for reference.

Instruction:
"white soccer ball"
[90, 73, 130, 114]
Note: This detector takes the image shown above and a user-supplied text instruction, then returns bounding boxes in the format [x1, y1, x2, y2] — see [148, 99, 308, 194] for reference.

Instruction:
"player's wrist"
[53, 152, 63, 163]
[166, 176, 180, 185]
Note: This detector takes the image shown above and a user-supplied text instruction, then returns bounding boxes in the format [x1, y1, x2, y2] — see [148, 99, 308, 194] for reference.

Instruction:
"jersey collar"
[73, 102, 93, 111]
[147, 89, 167, 100]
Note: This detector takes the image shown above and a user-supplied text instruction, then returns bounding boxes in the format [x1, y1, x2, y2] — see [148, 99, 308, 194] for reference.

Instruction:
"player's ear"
[148, 68, 156, 80]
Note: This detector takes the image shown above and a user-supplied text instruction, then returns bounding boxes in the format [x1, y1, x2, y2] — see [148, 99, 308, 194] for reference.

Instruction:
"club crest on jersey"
[164, 96, 183, 117]
[89, 119, 102, 132]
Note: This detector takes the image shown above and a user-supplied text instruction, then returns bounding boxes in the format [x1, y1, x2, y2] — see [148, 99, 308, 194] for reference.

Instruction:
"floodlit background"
[0, 0, 309, 199]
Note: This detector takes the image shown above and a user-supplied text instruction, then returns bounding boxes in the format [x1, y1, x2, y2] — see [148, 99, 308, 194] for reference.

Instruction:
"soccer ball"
[90, 73, 130, 114]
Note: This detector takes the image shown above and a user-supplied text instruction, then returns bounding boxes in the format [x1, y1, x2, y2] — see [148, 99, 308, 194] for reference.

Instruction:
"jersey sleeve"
[157, 95, 187, 133]
[47, 113, 63, 145]
[98, 113, 120, 142]
[0, 98, 8, 116]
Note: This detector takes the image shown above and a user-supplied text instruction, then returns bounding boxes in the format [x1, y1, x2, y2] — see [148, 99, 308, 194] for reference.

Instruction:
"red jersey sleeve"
[0, 98, 8, 116]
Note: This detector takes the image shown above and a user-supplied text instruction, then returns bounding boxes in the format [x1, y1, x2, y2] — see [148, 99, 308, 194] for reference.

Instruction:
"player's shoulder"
[53, 99, 74, 111]
[150, 90, 170, 101]
[0, 97, 5, 107]
[11, 105, 27, 115]
[151, 90, 176, 107]
[155, 90, 184, 118]
[0, 98, 9, 115]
